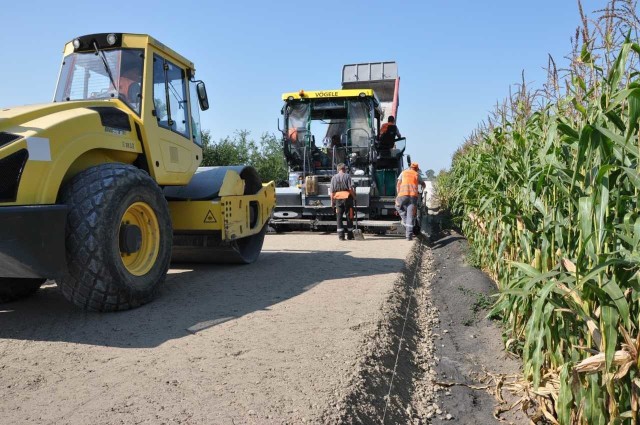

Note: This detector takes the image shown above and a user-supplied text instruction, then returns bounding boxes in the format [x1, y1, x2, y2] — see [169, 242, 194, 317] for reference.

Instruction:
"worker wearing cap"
[396, 162, 426, 241]
[330, 163, 355, 240]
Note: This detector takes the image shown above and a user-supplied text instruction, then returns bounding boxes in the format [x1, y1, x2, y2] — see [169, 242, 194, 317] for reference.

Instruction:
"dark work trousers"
[396, 196, 418, 238]
[335, 197, 354, 239]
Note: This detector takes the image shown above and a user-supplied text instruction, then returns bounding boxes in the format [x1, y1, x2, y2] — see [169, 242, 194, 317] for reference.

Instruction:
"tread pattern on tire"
[59, 163, 171, 312]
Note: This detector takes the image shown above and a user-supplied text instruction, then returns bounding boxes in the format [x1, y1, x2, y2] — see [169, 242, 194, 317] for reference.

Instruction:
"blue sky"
[1, 0, 607, 173]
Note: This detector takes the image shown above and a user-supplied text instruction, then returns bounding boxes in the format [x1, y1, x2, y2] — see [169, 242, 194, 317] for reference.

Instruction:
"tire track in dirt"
[322, 238, 438, 424]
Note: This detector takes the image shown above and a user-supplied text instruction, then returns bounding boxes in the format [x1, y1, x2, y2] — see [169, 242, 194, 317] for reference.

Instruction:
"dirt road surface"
[0, 234, 414, 425]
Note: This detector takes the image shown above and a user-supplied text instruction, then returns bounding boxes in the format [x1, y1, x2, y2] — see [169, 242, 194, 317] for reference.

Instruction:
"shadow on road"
[428, 234, 464, 250]
[0, 249, 403, 348]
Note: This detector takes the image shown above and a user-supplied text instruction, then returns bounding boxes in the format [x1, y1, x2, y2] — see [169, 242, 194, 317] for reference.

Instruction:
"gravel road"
[0, 233, 414, 425]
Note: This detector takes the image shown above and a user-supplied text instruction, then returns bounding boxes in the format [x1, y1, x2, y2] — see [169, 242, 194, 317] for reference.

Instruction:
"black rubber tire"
[229, 222, 268, 264]
[0, 278, 45, 303]
[58, 163, 172, 312]
[232, 168, 268, 264]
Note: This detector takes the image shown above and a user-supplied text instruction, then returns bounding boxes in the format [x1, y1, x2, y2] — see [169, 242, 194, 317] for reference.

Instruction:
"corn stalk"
[437, 2, 640, 423]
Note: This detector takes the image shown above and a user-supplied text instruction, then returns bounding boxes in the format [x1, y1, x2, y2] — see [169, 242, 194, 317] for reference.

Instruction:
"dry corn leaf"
[540, 400, 560, 425]
[561, 257, 576, 273]
[619, 326, 638, 359]
[556, 282, 602, 349]
[574, 350, 632, 373]
[554, 308, 574, 314]
[496, 374, 506, 403]
[577, 308, 599, 339]
[614, 359, 633, 380]
[572, 345, 599, 355]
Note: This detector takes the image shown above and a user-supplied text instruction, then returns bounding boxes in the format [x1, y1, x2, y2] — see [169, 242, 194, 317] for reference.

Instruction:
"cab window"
[152, 54, 190, 139]
[54, 49, 144, 115]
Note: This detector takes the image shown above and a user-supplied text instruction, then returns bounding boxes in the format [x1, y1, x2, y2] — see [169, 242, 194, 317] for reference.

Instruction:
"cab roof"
[281, 88, 379, 103]
[63, 33, 196, 75]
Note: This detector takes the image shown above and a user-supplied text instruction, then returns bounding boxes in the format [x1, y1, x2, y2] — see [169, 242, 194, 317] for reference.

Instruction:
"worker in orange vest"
[379, 116, 402, 140]
[330, 163, 356, 240]
[117, 50, 143, 108]
[396, 162, 426, 241]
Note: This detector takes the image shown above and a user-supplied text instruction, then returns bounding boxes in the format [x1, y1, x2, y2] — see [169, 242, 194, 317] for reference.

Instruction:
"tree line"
[201, 130, 288, 184]
[201, 129, 436, 183]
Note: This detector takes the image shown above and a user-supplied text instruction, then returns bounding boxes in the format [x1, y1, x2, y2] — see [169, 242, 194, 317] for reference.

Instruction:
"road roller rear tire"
[229, 222, 268, 264]
[58, 164, 172, 312]
[229, 168, 268, 264]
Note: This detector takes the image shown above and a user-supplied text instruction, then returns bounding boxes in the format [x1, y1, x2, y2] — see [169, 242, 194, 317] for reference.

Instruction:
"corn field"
[437, 2, 640, 423]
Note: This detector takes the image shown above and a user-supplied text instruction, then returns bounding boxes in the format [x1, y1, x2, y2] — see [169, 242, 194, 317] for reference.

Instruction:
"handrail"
[344, 127, 372, 161]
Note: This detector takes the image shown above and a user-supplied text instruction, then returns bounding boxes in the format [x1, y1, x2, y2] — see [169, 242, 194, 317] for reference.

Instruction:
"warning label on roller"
[204, 210, 217, 223]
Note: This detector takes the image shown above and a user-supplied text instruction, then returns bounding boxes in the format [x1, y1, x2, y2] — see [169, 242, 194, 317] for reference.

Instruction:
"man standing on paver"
[396, 162, 426, 241]
[330, 163, 355, 241]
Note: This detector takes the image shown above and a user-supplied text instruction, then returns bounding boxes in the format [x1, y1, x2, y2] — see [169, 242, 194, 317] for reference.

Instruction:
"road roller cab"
[0, 33, 275, 310]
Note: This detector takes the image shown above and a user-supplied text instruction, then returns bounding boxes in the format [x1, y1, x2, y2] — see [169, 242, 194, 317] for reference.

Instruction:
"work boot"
[406, 234, 413, 241]
[347, 231, 354, 240]
[338, 233, 346, 241]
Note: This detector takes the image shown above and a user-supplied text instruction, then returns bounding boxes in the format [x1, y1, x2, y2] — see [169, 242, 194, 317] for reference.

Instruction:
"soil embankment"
[427, 232, 527, 424]
[323, 232, 528, 424]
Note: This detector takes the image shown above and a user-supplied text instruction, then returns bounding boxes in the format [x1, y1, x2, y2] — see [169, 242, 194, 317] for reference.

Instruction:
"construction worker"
[396, 162, 426, 241]
[330, 163, 355, 240]
[118, 50, 143, 107]
[377, 116, 402, 158]
[287, 127, 298, 142]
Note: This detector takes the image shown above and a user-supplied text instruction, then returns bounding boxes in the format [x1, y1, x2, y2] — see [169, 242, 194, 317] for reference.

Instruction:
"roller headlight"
[106, 33, 117, 46]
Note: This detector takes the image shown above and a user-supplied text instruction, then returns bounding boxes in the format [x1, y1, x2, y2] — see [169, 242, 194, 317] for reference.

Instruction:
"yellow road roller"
[0, 33, 275, 311]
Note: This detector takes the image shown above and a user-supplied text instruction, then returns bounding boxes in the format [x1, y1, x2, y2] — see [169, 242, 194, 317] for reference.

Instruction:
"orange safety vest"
[288, 128, 298, 142]
[380, 123, 399, 136]
[333, 190, 352, 200]
[118, 76, 134, 100]
[397, 169, 419, 198]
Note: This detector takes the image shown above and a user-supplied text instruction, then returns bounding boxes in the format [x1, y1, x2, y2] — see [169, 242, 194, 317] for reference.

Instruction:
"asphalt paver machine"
[272, 62, 410, 233]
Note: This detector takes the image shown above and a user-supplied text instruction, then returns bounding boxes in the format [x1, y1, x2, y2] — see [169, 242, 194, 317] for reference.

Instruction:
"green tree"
[200, 130, 287, 183]
[424, 169, 436, 180]
[251, 133, 287, 184]
[201, 130, 257, 166]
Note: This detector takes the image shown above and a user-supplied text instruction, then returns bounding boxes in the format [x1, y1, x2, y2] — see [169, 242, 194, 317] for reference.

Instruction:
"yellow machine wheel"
[57, 163, 172, 312]
[119, 202, 161, 276]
